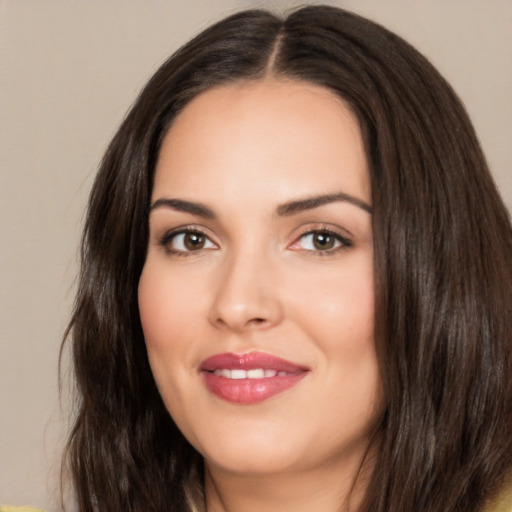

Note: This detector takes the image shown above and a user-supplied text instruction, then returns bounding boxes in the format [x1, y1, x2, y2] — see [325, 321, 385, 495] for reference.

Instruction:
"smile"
[212, 369, 293, 379]
[200, 352, 309, 404]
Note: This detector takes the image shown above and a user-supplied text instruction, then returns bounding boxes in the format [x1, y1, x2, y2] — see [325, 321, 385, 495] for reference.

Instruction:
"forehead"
[153, 79, 370, 206]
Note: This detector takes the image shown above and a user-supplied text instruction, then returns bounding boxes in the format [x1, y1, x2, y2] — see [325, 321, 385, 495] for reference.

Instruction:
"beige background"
[1, 1, 510, 509]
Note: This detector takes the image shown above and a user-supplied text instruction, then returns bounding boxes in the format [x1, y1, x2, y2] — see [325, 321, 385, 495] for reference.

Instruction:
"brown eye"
[161, 229, 217, 254]
[312, 232, 336, 250]
[291, 229, 352, 254]
[184, 232, 206, 250]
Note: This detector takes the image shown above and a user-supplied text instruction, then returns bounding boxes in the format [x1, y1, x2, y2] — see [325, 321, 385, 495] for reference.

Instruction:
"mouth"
[211, 368, 295, 379]
[199, 352, 309, 404]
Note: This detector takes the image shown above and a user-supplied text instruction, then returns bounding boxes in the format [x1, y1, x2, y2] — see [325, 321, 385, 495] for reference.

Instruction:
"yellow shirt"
[0, 508, 45, 512]
[1, 486, 510, 512]
[488, 482, 512, 512]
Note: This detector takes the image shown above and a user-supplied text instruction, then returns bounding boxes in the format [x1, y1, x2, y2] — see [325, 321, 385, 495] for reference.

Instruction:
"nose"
[208, 249, 284, 333]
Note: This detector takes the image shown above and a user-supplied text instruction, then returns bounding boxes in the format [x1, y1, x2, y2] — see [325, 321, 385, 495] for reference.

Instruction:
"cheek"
[315, 285, 375, 380]
[289, 255, 380, 408]
[291, 256, 375, 350]
[138, 260, 201, 348]
[138, 262, 191, 385]
[138, 263, 195, 415]
[138, 258, 217, 403]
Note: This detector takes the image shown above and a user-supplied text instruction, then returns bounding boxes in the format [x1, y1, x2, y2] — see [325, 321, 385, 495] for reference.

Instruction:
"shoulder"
[0, 507, 47, 512]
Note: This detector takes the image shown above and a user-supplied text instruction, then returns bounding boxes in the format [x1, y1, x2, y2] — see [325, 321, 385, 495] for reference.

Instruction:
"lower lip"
[202, 372, 307, 404]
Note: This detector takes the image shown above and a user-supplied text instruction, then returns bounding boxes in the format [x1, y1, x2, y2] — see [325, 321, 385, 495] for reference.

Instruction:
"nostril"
[243, 317, 268, 328]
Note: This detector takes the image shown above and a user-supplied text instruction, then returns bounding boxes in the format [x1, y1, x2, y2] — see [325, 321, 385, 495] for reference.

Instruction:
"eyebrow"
[149, 192, 372, 219]
[150, 198, 216, 218]
[275, 192, 372, 216]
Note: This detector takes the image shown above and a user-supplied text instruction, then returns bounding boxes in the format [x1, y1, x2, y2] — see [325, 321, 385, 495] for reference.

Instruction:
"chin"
[193, 420, 307, 475]
[205, 446, 301, 476]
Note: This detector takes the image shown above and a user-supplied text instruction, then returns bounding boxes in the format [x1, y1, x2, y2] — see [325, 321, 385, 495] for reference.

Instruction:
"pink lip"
[200, 352, 309, 404]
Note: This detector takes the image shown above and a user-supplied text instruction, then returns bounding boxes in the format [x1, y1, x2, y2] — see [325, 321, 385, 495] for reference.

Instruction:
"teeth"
[247, 369, 264, 379]
[212, 368, 287, 379]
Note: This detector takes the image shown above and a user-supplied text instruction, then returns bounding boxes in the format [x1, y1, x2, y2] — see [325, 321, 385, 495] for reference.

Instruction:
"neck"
[204, 452, 374, 512]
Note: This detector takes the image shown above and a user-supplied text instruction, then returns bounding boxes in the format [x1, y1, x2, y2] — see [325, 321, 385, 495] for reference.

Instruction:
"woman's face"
[138, 80, 382, 478]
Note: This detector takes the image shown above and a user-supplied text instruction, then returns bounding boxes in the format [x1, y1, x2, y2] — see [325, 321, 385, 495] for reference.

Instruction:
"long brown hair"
[62, 6, 512, 511]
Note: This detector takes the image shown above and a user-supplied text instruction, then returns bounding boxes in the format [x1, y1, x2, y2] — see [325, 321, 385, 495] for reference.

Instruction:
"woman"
[61, 5, 511, 512]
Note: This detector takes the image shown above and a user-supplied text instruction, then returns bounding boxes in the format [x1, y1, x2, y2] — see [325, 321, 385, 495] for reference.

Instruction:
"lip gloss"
[200, 352, 309, 404]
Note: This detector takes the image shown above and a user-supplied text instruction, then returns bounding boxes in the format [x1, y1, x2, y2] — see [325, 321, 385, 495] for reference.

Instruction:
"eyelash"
[158, 227, 215, 257]
[157, 226, 353, 257]
[290, 226, 353, 256]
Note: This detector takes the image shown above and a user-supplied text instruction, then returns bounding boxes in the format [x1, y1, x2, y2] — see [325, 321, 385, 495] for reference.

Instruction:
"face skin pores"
[138, 80, 383, 511]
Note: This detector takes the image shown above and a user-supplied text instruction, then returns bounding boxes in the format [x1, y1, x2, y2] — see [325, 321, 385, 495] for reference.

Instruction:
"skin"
[138, 79, 383, 511]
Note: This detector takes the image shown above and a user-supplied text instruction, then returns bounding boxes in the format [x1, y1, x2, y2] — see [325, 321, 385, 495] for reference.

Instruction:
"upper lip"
[200, 352, 309, 373]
